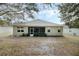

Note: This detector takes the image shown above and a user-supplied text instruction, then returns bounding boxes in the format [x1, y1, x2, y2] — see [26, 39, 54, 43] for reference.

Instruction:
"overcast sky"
[34, 10, 64, 24]
[32, 4, 64, 24]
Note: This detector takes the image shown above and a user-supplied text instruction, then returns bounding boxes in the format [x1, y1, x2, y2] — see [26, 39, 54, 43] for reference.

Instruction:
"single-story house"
[13, 19, 63, 37]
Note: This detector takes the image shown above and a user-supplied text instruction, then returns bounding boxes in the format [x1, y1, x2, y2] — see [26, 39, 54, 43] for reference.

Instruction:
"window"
[48, 29, 50, 32]
[58, 29, 61, 32]
[17, 30, 24, 32]
[17, 30, 20, 32]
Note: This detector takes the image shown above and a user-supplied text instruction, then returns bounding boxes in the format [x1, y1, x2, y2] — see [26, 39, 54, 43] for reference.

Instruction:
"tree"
[58, 3, 79, 28]
[0, 3, 53, 25]
[0, 19, 7, 26]
[0, 3, 39, 21]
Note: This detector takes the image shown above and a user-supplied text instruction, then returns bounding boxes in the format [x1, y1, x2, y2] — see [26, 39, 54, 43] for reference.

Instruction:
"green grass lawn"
[0, 35, 79, 56]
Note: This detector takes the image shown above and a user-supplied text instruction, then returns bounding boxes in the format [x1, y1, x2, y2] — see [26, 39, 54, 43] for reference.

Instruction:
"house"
[13, 19, 63, 37]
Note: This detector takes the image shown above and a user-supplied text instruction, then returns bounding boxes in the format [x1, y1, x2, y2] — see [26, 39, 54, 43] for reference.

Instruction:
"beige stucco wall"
[13, 26, 28, 36]
[45, 26, 63, 36]
[13, 26, 63, 36]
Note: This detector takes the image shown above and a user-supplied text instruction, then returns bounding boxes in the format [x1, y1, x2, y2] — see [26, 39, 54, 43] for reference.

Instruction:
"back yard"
[0, 35, 79, 56]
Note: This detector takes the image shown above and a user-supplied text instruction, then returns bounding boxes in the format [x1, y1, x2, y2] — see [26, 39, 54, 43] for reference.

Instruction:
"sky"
[34, 10, 64, 24]
[32, 4, 64, 24]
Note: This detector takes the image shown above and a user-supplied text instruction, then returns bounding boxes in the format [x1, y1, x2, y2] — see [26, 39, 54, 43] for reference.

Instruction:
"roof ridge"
[36, 19, 60, 25]
[26, 19, 59, 25]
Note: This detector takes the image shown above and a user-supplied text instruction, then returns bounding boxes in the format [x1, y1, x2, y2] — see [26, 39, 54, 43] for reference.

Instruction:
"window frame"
[21, 30, 24, 32]
[17, 30, 24, 32]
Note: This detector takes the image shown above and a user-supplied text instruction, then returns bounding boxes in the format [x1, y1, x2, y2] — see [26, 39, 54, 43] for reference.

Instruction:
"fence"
[0, 27, 13, 37]
[63, 28, 79, 36]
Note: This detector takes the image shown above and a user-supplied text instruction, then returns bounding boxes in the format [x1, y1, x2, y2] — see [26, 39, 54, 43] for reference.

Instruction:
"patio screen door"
[28, 27, 45, 36]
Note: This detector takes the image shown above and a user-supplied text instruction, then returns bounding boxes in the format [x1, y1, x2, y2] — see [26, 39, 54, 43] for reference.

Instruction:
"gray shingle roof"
[13, 19, 63, 27]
